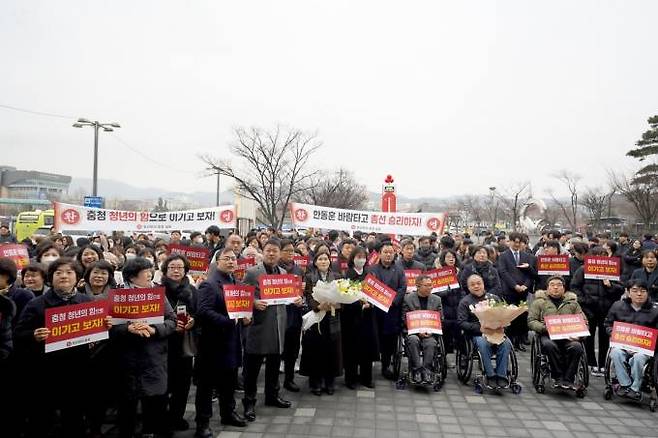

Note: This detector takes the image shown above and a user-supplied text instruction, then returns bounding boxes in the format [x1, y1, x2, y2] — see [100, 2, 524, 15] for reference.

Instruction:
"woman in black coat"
[435, 249, 465, 356]
[110, 257, 176, 438]
[622, 239, 643, 283]
[459, 246, 502, 297]
[161, 254, 198, 431]
[341, 246, 379, 389]
[299, 252, 343, 395]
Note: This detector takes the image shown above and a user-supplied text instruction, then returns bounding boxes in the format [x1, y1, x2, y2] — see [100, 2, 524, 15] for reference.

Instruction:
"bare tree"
[609, 171, 658, 232]
[580, 187, 608, 232]
[297, 168, 368, 210]
[549, 170, 581, 231]
[497, 181, 531, 231]
[200, 126, 321, 229]
[460, 195, 486, 230]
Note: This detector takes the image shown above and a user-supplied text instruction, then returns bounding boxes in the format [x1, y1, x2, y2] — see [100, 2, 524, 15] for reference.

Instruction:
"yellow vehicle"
[15, 209, 55, 242]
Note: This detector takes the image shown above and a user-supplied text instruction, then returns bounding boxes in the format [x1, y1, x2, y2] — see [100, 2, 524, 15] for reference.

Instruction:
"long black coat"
[604, 297, 658, 335]
[163, 276, 198, 359]
[368, 262, 407, 336]
[341, 268, 379, 363]
[6, 284, 35, 327]
[196, 269, 243, 370]
[457, 292, 502, 338]
[0, 294, 14, 362]
[459, 261, 502, 297]
[497, 249, 536, 301]
[570, 266, 624, 320]
[279, 261, 304, 330]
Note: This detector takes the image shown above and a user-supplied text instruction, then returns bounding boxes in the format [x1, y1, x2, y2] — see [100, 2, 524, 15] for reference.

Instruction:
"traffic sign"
[84, 196, 104, 208]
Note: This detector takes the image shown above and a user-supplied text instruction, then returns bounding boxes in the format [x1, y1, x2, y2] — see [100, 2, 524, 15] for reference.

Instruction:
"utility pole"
[73, 118, 121, 196]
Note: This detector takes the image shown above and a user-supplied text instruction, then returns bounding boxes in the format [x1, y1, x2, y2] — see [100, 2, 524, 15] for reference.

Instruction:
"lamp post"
[73, 118, 121, 196]
[489, 186, 497, 233]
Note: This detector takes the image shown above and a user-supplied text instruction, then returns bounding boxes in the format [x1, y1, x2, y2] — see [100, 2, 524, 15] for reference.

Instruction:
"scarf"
[53, 288, 77, 301]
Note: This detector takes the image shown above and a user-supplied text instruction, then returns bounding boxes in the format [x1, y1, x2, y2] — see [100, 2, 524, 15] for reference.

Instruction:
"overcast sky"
[1, 0, 656, 201]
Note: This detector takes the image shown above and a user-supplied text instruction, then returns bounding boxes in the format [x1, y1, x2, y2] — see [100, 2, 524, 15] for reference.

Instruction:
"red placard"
[0, 244, 30, 270]
[537, 255, 570, 276]
[223, 284, 255, 319]
[367, 251, 379, 266]
[339, 260, 349, 272]
[610, 321, 658, 357]
[583, 256, 621, 281]
[427, 267, 459, 292]
[544, 314, 589, 340]
[108, 287, 165, 325]
[259, 274, 301, 305]
[235, 257, 256, 281]
[406, 310, 442, 335]
[293, 255, 309, 269]
[45, 300, 109, 353]
[361, 273, 396, 312]
[404, 269, 423, 292]
[168, 244, 209, 274]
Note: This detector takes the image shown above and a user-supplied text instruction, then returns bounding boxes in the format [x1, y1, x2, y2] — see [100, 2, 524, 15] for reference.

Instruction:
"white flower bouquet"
[469, 299, 528, 344]
[302, 279, 363, 331]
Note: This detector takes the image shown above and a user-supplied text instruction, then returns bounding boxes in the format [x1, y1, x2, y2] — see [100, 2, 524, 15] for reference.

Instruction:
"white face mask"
[354, 258, 367, 269]
[42, 255, 59, 264]
[125, 253, 136, 260]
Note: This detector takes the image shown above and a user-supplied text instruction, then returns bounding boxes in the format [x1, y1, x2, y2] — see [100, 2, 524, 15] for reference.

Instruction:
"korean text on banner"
[293, 255, 309, 269]
[583, 256, 621, 281]
[0, 244, 30, 270]
[54, 201, 236, 233]
[406, 310, 442, 335]
[426, 267, 459, 292]
[610, 321, 658, 357]
[168, 244, 209, 274]
[537, 255, 570, 276]
[289, 202, 445, 236]
[367, 251, 379, 267]
[404, 269, 423, 293]
[258, 274, 301, 305]
[361, 274, 396, 312]
[45, 300, 109, 353]
[223, 285, 255, 319]
[544, 314, 590, 340]
[109, 287, 165, 325]
[235, 257, 256, 282]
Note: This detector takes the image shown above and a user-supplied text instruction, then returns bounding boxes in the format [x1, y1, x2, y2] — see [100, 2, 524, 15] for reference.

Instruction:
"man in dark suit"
[401, 275, 442, 383]
[241, 239, 303, 422]
[497, 232, 536, 351]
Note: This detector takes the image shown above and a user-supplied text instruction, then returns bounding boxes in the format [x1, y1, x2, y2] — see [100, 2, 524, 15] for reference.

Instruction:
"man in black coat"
[396, 239, 427, 272]
[278, 239, 304, 392]
[369, 241, 407, 379]
[195, 247, 249, 438]
[497, 232, 536, 351]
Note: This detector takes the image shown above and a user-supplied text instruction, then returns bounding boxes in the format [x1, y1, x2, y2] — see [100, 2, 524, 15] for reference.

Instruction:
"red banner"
[45, 300, 109, 353]
[404, 269, 423, 292]
[610, 321, 658, 357]
[537, 255, 570, 276]
[293, 255, 309, 269]
[224, 284, 255, 319]
[259, 274, 301, 305]
[0, 244, 30, 270]
[405, 310, 442, 335]
[362, 274, 396, 312]
[427, 267, 459, 292]
[367, 251, 379, 266]
[108, 287, 165, 325]
[583, 256, 621, 281]
[168, 244, 209, 274]
[235, 257, 256, 281]
[544, 314, 589, 340]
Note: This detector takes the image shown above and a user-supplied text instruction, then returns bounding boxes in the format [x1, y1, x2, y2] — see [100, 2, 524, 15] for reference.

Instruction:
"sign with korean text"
[168, 244, 210, 274]
[293, 255, 309, 269]
[404, 269, 423, 293]
[54, 201, 236, 233]
[223, 284, 255, 319]
[290, 202, 445, 236]
[45, 300, 109, 353]
[361, 274, 396, 312]
[610, 321, 658, 357]
[109, 287, 165, 325]
[367, 251, 379, 266]
[544, 314, 590, 340]
[259, 274, 301, 305]
[537, 255, 570, 276]
[235, 257, 256, 281]
[427, 267, 459, 292]
[583, 256, 621, 281]
[0, 244, 30, 270]
[406, 310, 442, 335]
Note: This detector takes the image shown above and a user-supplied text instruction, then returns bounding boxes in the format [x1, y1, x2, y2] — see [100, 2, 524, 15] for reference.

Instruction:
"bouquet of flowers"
[469, 299, 528, 344]
[302, 279, 363, 331]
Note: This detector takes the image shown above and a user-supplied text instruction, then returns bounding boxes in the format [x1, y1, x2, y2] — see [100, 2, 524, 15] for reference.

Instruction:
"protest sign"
[223, 285, 255, 319]
[610, 321, 658, 357]
[404, 269, 423, 293]
[361, 274, 396, 312]
[537, 255, 570, 276]
[405, 310, 443, 335]
[109, 287, 165, 325]
[584, 256, 621, 281]
[45, 301, 109, 353]
[427, 267, 459, 292]
[235, 257, 256, 281]
[0, 244, 30, 270]
[367, 251, 379, 266]
[293, 255, 309, 269]
[544, 314, 590, 340]
[168, 244, 210, 274]
[259, 274, 301, 305]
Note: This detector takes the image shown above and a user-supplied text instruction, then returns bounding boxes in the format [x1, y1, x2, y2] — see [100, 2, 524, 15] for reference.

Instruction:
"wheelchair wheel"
[508, 343, 519, 382]
[603, 348, 613, 387]
[576, 350, 590, 389]
[437, 336, 448, 381]
[456, 339, 473, 384]
[604, 387, 613, 400]
[392, 335, 404, 380]
[530, 336, 541, 390]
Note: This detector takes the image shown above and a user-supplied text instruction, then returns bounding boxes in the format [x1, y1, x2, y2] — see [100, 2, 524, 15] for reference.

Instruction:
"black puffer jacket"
[414, 248, 437, 270]
[459, 261, 502, 297]
[570, 266, 624, 319]
[604, 297, 658, 335]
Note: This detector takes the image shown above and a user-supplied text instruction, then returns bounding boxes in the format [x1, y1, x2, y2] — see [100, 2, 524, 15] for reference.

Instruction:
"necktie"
[514, 251, 520, 265]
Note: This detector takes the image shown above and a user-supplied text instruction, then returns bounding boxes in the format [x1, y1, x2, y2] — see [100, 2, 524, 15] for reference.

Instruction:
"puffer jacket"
[570, 266, 624, 319]
[527, 290, 584, 334]
[604, 297, 658, 335]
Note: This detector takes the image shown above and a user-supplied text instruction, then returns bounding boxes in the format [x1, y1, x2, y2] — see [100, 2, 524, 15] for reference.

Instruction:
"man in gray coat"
[242, 239, 303, 421]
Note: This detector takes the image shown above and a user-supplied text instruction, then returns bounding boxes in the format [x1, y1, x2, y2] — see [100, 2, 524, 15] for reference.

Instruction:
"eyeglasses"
[168, 265, 186, 271]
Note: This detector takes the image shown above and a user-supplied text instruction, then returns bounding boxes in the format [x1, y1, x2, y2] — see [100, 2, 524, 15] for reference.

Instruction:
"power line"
[0, 103, 75, 119]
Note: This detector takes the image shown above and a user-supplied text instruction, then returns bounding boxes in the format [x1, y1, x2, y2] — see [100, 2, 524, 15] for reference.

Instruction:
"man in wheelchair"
[528, 276, 586, 389]
[457, 274, 513, 389]
[401, 275, 442, 384]
[604, 279, 658, 400]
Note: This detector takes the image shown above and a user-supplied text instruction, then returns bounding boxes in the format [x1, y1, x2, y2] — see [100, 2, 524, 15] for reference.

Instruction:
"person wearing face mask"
[341, 246, 379, 389]
[36, 241, 63, 267]
[21, 262, 48, 297]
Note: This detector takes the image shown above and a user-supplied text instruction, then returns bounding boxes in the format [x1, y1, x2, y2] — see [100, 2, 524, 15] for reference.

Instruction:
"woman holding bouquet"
[342, 246, 379, 389]
[300, 252, 343, 395]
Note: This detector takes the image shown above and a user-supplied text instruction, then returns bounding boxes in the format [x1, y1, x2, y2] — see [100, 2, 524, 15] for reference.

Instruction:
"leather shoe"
[194, 426, 213, 438]
[311, 387, 323, 396]
[345, 382, 357, 390]
[284, 380, 300, 392]
[221, 412, 247, 427]
[323, 385, 335, 395]
[264, 396, 292, 408]
[360, 380, 375, 389]
[242, 399, 256, 422]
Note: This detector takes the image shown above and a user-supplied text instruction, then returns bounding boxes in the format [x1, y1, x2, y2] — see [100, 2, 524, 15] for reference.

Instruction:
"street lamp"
[489, 186, 497, 233]
[73, 119, 121, 196]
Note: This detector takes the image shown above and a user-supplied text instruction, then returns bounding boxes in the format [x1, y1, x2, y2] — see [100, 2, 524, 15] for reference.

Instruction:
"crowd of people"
[0, 222, 657, 438]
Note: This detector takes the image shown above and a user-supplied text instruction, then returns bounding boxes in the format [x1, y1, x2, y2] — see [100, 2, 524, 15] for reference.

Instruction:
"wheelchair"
[603, 347, 658, 412]
[529, 332, 589, 398]
[392, 332, 447, 392]
[455, 334, 521, 394]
